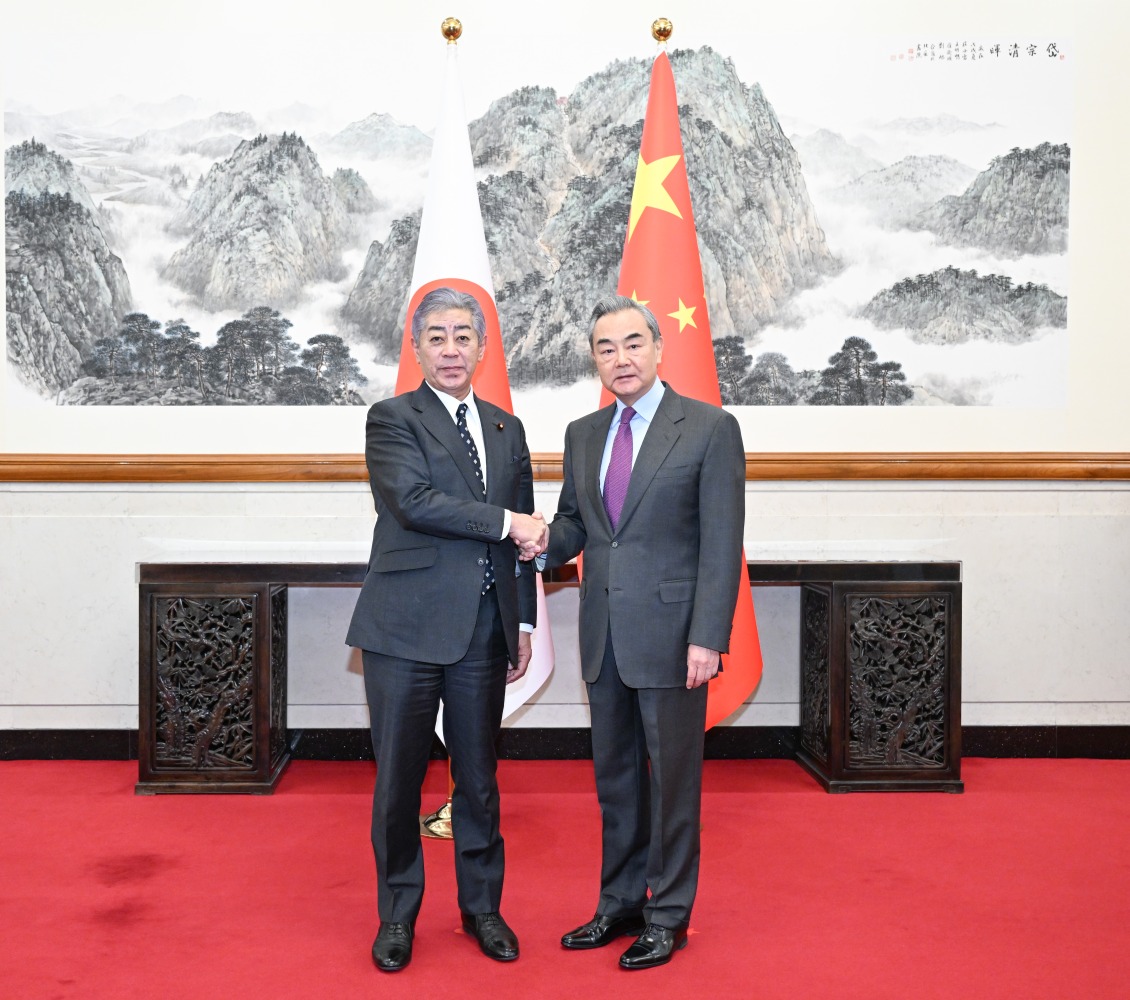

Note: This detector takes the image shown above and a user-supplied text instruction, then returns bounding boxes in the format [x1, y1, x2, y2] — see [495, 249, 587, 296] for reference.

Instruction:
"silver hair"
[588, 294, 662, 347]
[411, 287, 487, 344]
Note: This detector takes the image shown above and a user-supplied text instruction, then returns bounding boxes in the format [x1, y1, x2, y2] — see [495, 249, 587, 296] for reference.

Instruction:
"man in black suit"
[346, 287, 547, 971]
[543, 295, 746, 969]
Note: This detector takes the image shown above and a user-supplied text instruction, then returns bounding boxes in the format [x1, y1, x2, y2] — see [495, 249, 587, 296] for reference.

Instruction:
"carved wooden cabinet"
[137, 563, 362, 793]
[782, 564, 963, 792]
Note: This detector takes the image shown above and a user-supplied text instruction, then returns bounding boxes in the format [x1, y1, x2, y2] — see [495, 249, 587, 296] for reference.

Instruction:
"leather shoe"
[619, 924, 688, 970]
[461, 911, 519, 962]
[372, 921, 413, 972]
[561, 912, 646, 950]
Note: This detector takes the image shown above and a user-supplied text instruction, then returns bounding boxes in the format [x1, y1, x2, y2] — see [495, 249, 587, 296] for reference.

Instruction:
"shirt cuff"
[519, 623, 533, 633]
[501, 509, 511, 540]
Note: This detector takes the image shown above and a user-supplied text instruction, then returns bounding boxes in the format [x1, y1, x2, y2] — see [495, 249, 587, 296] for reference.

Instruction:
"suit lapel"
[615, 388, 683, 531]
[479, 398, 510, 505]
[411, 383, 484, 498]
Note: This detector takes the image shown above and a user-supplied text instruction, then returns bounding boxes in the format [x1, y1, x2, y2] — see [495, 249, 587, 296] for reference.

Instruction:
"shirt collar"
[614, 378, 664, 424]
[424, 380, 477, 421]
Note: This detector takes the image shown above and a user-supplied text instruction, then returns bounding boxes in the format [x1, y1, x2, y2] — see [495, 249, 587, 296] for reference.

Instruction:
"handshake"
[509, 512, 549, 562]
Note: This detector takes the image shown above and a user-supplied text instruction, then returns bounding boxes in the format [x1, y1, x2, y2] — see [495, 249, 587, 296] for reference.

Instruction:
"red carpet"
[1, 759, 1128, 999]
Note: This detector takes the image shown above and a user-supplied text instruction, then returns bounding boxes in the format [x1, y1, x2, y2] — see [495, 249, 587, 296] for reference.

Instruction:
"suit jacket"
[346, 382, 537, 666]
[546, 385, 745, 688]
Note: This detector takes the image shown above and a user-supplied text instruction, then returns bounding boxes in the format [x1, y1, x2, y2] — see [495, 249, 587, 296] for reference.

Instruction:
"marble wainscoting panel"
[0, 483, 383, 729]
[740, 587, 800, 719]
[0, 705, 131, 729]
[738, 481, 1130, 724]
[959, 700, 1130, 726]
[945, 500, 1078, 706]
[3, 480, 1129, 731]
[1053, 703, 1130, 725]
[1057, 485, 1130, 516]
[286, 587, 367, 729]
[962, 702, 1059, 726]
[1051, 511, 1130, 705]
[1, 496, 144, 723]
[137, 483, 375, 563]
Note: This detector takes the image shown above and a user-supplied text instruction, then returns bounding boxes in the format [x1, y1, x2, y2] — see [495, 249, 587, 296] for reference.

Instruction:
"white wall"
[2, 479, 1127, 730]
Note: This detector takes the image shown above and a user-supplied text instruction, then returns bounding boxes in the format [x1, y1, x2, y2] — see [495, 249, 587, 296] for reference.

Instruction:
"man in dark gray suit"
[346, 287, 547, 972]
[544, 294, 746, 969]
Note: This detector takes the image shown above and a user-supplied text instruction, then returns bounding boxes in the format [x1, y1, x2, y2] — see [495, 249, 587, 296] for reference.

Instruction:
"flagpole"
[415, 13, 556, 837]
[616, 18, 764, 726]
[418, 16, 466, 842]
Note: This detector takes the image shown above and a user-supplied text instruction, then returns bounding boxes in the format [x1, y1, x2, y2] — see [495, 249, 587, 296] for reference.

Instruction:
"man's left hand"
[686, 644, 720, 689]
[508, 631, 532, 684]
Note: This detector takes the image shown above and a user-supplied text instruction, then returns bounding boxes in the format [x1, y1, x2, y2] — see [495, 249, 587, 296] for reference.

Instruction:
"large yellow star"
[627, 153, 683, 241]
[667, 298, 698, 332]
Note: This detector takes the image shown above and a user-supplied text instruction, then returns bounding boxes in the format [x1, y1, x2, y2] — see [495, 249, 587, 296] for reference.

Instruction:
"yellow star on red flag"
[667, 298, 697, 332]
[627, 153, 683, 240]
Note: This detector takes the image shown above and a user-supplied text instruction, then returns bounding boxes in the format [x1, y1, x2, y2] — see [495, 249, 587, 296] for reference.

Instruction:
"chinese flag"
[395, 36, 553, 720]
[615, 50, 763, 728]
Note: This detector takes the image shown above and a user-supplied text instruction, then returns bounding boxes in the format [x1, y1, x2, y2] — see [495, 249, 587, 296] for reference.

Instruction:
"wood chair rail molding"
[2, 452, 1129, 482]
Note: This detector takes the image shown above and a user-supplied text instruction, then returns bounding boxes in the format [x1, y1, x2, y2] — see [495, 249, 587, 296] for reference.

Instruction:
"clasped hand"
[509, 512, 549, 561]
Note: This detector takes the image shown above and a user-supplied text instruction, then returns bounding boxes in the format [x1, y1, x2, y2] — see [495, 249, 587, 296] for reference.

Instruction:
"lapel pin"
[496, 422, 505, 430]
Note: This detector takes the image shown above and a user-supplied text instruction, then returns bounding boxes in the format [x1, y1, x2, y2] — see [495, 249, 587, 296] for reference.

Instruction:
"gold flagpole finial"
[651, 18, 673, 43]
[441, 17, 463, 43]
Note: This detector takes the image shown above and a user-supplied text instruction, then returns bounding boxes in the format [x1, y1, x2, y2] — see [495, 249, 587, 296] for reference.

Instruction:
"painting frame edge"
[2, 453, 1128, 482]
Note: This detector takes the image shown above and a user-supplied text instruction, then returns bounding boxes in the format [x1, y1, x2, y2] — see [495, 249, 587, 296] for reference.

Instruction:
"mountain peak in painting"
[913, 142, 1070, 256]
[860, 265, 1067, 344]
[161, 131, 370, 310]
[5, 141, 132, 394]
[832, 155, 978, 228]
[5, 137, 102, 216]
[323, 113, 430, 159]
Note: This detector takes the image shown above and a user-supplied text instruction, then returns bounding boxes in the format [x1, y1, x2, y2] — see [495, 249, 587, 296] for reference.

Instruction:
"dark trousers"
[362, 588, 508, 924]
[587, 633, 708, 930]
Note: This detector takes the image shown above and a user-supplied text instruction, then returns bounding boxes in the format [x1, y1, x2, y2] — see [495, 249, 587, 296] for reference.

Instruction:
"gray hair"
[588, 294, 662, 348]
[411, 287, 487, 344]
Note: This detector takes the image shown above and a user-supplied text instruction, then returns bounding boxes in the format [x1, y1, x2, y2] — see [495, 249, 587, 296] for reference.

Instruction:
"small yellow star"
[667, 298, 697, 332]
[627, 153, 683, 240]
[629, 290, 650, 307]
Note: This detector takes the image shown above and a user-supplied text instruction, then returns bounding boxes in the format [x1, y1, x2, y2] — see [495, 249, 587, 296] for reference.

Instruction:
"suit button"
[611, 541, 618, 548]
[477, 557, 485, 566]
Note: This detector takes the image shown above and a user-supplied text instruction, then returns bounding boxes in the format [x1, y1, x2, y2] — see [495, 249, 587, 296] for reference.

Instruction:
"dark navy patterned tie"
[457, 402, 494, 593]
[603, 406, 636, 531]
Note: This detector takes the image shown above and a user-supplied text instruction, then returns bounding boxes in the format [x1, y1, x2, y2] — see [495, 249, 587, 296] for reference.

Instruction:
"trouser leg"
[363, 650, 442, 924]
[441, 588, 509, 915]
[637, 683, 708, 929]
[586, 637, 650, 916]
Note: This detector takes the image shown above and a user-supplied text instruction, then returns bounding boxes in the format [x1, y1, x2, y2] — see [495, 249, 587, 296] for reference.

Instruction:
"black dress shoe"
[461, 911, 519, 962]
[619, 924, 688, 970]
[372, 921, 414, 972]
[561, 912, 647, 950]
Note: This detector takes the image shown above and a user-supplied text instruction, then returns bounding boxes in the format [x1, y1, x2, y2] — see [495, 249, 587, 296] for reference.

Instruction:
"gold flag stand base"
[420, 800, 453, 840]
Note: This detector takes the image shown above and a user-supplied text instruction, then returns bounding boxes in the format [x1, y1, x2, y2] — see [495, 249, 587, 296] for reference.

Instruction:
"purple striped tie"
[603, 406, 636, 531]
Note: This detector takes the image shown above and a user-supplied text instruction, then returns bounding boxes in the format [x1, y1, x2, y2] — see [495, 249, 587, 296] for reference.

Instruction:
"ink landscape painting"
[4, 29, 1070, 416]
